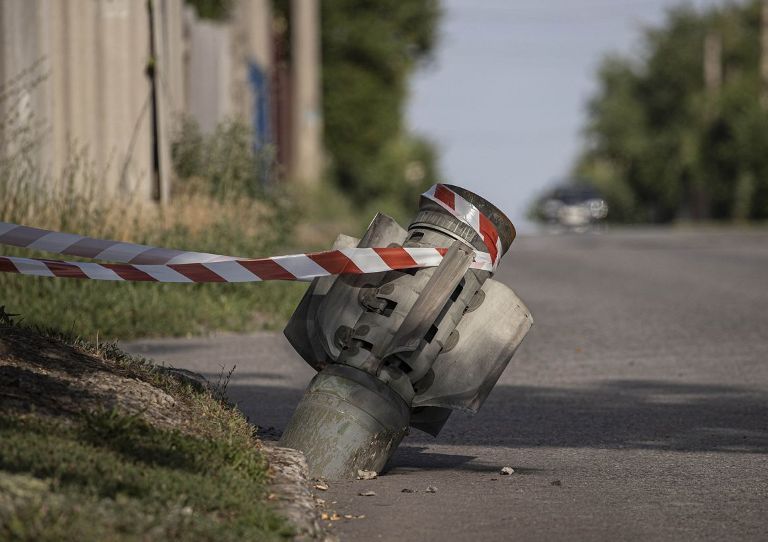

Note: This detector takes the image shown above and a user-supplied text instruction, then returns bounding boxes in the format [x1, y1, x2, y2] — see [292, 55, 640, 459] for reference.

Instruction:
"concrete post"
[150, 0, 186, 204]
[231, 0, 273, 148]
[703, 30, 722, 107]
[289, 0, 322, 184]
[761, 0, 768, 109]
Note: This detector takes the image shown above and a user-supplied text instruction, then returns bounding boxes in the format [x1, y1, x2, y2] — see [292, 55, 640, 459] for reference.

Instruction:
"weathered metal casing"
[279, 365, 410, 477]
[280, 186, 532, 479]
[411, 279, 532, 413]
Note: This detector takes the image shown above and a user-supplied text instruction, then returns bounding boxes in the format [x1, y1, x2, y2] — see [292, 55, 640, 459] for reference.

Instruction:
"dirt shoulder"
[0, 318, 322, 541]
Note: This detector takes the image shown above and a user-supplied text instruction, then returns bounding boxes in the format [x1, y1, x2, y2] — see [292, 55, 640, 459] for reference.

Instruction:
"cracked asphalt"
[127, 229, 768, 541]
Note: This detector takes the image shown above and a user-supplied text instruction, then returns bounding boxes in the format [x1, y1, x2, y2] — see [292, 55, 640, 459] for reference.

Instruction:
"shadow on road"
[425, 380, 768, 454]
[223, 379, 768, 456]
[387, 446, 478, 472]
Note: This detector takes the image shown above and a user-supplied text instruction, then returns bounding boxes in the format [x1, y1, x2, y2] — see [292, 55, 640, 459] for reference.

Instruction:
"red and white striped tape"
[421, 184, 503, 267]
[0, 248, 493, 283]
[0, 220, 242, 265]
[0, 184, 500, 283]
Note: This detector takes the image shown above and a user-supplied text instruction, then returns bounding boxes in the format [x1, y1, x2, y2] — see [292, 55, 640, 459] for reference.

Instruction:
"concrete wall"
[289, 0, 322, 184]
[0, 0, 309, 201]
[153, 0, 187, 203]
[185, 0, 273, 143]
[232, 0, 273, 148]
[0, 0, 182, 200]
[185, 12, 233, 135]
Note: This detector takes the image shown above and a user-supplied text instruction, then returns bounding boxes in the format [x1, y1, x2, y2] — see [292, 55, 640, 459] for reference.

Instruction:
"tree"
[319, 0, 441, 211]
[576, 1, 768, 222]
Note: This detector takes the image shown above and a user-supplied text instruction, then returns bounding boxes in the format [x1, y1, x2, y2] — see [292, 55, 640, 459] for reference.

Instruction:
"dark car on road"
[537, 184, 608, 229]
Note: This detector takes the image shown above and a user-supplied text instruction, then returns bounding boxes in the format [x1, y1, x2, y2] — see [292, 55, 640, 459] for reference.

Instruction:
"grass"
[0, 208, 308, 339]
[0, 317, 293, 541]
[0, 153, 308, 340]
[0, 414, 288, 541]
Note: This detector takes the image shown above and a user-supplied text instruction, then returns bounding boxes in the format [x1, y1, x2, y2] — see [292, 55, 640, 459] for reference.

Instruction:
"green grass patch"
[0, 320, 293, 541]
[0, 186, 308, 340]
[0, 271, 307, 340]
[0, 413, 290, 541]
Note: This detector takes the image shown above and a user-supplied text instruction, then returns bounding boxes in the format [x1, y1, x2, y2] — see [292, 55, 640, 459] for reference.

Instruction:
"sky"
[407, 0, 723, 232]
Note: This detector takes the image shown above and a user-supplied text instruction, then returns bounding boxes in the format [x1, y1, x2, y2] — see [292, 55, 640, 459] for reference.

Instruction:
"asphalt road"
[127, 229, 768, 541]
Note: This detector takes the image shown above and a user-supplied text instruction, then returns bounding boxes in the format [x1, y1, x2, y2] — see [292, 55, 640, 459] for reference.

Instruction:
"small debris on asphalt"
[314, 482, 329, 491]
[315, 498, 326, 506]
[401, 488, 414, 493]
[551, 480, 562, 487]
[500, 466, 515, 475]
[321, 512, 342, 521]
[357, 469, 378, 480]
[425, 486, 437, 493]
[344, 514, 354, 519]
[267, 493, 278, 500]
[490, 478, 498, 481]
[359, 490, 376, 496]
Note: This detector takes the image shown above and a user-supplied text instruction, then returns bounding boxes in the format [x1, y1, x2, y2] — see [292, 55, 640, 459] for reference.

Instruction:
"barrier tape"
[0, 185, 500, 283]
[421, 184, 503, 267]
[0, 220, 242, 265]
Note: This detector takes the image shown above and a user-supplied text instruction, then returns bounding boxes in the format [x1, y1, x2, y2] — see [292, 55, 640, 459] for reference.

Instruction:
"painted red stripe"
[102, 263, 157, 281]
[434, 184, 456, 210]
[44, 260, 89, 279]
[308, 250, 363, 275]
[479, 214, 499, 263]
[373, 247, 418, 269]
[0, 257, 19, 274]
[238, 258, 296, 280]
[169, 263, 226, 282]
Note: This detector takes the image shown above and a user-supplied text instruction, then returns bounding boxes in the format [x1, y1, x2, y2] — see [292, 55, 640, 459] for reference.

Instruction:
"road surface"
[127, 229, 768, 541]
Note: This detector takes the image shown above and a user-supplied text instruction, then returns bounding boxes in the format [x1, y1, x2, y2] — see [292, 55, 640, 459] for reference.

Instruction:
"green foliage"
[184, 0, 234, 21]
[275, 0, 442, 214]
[0, 409, 289, 541]
[322, 0, 441, 208]
[577, 1, 768, 222]
[172, 117, 277, 200]
[0, 321, 290, 541]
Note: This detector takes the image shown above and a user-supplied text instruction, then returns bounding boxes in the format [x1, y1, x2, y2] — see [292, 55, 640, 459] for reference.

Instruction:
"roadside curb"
[264, 445, 334, 541]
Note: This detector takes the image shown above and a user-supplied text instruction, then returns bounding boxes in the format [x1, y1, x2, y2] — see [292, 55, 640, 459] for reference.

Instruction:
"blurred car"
[539, 185, 608, 228]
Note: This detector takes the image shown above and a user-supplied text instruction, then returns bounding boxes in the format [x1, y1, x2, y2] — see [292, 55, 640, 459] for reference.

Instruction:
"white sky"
[407, 0, 724, 231]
